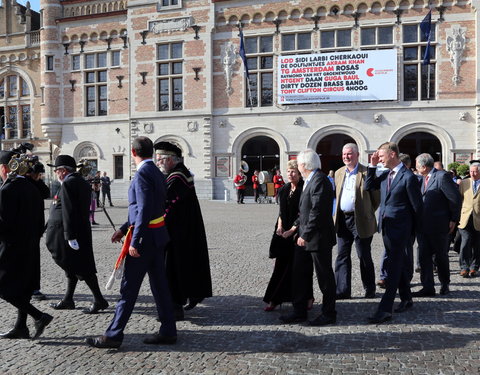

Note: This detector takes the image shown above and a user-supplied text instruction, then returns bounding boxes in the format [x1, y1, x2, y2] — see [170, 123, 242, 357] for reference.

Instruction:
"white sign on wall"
[277, 49, 397, 104]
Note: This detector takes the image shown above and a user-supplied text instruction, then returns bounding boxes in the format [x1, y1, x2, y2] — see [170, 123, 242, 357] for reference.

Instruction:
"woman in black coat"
[263, 160, 314, 311]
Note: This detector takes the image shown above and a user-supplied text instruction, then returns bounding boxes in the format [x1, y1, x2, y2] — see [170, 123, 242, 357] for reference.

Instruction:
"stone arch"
[73, 141, 104, 161]
[231, 127, 288, 173]
[152, 134, 193, 158]
[307, 125, 369, 162]
[0, 65, 37, 96]
[390, 122, 454, 163]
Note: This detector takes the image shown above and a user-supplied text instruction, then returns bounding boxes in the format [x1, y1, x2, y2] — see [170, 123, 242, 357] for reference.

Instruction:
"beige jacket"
[458, 178, 480, 230]
[333, 163, 380, 238]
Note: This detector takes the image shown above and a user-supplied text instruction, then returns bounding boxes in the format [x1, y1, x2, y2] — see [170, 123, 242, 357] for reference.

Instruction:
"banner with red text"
[278, 49, 397, 104]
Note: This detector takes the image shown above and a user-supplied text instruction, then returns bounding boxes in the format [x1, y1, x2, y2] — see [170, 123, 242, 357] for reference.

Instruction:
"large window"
[0, 75, 31, 140]
[360, 26, 394, 48]
[282, 33, 311, 53]
[403, 23, 436, 101]
[84, 52, 108, 116]
[245, 35, 274, 107]
[157, 42, 183, 111]
[320, 29, 351, 50]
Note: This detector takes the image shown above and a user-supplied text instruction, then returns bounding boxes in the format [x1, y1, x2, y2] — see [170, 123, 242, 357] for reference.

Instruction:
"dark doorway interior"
[316, 134, 356, 174]
[241, 136, 280, 196]
[398, 132, 442, 165]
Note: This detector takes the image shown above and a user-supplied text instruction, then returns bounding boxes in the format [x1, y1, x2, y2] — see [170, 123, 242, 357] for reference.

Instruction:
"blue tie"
[474, 180, 479, 194]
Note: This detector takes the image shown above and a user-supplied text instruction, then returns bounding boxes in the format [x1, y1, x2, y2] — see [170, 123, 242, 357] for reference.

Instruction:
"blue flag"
[420, 10, 432, 65]
[239, 29, 250, 80]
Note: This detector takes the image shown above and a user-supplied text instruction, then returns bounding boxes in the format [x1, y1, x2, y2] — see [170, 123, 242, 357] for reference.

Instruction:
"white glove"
[68, 239, 80, 250]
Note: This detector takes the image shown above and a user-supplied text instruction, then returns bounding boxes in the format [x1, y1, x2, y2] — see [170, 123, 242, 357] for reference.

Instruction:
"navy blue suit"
[105, 160, 176, 342]
[417, 169, 461, 291]
[365, 164, 423, 314]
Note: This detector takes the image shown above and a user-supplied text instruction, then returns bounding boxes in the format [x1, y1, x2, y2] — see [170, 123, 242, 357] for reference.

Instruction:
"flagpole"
[426, 63, 431, 100]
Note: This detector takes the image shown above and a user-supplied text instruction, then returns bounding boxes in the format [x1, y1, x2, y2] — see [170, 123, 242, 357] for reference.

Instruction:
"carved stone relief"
[222, 42, 237, 95]
[446, 25, 466, 86]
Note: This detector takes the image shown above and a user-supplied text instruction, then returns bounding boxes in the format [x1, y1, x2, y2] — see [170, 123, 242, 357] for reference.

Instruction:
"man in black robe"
[46, 155, 108, 314]
[26, 162, 50, 301]
[154, 141, 212, 320]
[0, 150, 53, 339]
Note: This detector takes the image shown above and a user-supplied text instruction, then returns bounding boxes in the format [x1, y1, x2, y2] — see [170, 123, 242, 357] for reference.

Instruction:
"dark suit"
[293, 169, 336, 318]
[365, 164, 422, 314]
[417, 169, 461, 291]
[105, 160, 176, 342]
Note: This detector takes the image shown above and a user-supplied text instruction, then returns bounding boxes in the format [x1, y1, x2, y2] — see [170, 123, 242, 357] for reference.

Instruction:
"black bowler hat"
[32, 162, 45, 174]
[47, 155, 77, 170]
[0, 151, 14, 165]
[470, 160, 480, 165]
[154, 141, 182, 158]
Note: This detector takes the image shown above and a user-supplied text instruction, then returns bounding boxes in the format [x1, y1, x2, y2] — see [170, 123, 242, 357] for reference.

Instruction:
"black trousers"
[459, 216, 480, 271]
[334, 212, 375, 296]
[292, 246, 336, 318]
[236, 189, 245, 203]
[417, 231, 450, 290]
[102, 189, 112, 205]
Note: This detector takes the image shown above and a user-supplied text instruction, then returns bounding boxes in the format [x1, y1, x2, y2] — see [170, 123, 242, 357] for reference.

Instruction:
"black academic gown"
[45, 172, 97, 279]
[164, 163, 212, 305]
[27, 176, 50, 290]
[0, 177, 44, 299]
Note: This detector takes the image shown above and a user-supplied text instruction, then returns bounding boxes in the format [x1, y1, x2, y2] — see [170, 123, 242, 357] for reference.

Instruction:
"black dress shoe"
[364, 290, 376, 298]
[32, 313, 53, 340]
[335, 294, 351, 300]
[143, 334, 177, 345]
[412, 289, 436, 297]
[394, 300, 413, 313]
[279, 313, 307, 324]
[440, 284, 450, 295]
[309, 314, 336, 326]
[0, 327, 30, 339]
[49, 300, 75, 310]
[368, 311, 392, 324]
[82, 299, 109, 314]
[184, 297, 204, 311]
[86, 335, 122, 349]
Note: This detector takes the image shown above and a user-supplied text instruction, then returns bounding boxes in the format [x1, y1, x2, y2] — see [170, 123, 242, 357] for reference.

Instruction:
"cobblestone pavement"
[1, 199, 479, 375]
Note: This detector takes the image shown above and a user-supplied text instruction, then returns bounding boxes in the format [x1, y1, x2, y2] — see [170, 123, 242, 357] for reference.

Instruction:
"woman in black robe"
[263, 160, 313, 311]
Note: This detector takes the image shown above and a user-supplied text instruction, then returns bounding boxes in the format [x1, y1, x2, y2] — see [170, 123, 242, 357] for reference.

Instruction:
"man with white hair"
[334, 143, 380, 300]
[414, 153, 460, 296]
[279, 149, 337, 326]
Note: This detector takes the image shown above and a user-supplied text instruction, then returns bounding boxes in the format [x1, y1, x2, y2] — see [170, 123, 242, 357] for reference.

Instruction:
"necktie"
[387, 170, 395, 191]
[424, 175, 430, 193]
[474, 180, 479, 194]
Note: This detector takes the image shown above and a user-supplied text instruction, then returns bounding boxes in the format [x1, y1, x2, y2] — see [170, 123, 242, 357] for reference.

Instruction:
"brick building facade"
[11, 0, 480, 198]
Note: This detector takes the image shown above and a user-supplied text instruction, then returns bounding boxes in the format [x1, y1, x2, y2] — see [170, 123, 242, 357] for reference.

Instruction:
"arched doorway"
[316, 134, 356, 173]
[398, 132, 442, 164]
[241, 136, 280, 195]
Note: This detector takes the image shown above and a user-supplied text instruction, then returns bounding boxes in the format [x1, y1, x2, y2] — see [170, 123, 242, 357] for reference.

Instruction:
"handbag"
[268, 226, 293, 259]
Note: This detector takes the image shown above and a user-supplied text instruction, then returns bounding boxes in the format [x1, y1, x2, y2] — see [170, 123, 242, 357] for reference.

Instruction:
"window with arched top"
[77, 144, 99, 175]
[0, 74, 32, 140]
